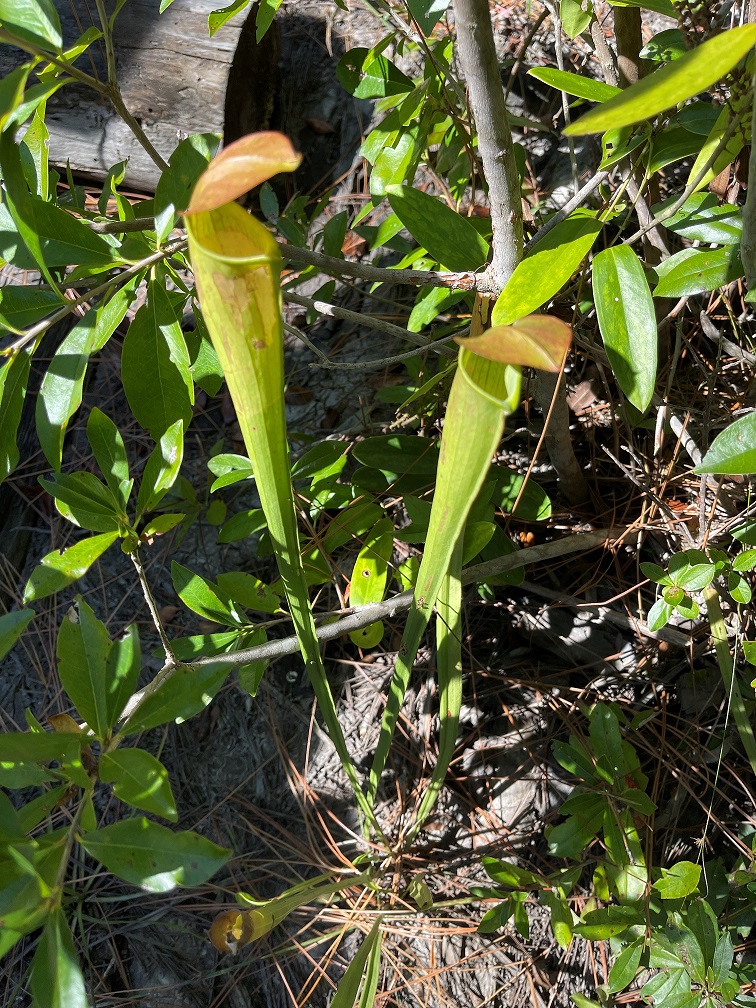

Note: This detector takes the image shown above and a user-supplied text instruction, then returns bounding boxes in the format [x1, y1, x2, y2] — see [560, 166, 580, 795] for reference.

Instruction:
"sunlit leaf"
[565, 25, 756, 135]
[457, 314, 571, 371]
[23, 532, 119, 603]
[99, 748, 178, 821]
[694, 411, 756, 474]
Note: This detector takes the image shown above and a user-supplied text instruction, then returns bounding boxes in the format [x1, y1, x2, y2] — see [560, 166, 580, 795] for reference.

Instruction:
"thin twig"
[453, 0, 523, 292]
[88, 217, 158, 234]
[130, 551, 176, 664]
[279, 242, 495, 293]
[283, 291, 457, 357]
[524, 171, 610, 251]
[117, 527, 625, 724]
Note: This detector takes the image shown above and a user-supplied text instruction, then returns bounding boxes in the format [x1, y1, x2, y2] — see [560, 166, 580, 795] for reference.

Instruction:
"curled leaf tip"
[186, 131, 302, 215]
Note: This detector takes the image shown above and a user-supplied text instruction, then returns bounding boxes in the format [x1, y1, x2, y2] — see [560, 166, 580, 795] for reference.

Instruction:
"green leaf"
[135, 419, 185, 516]
[653, 192, 742, 245]
[492, 214, 602, 324]
[668, 550, 715, 590]
[0, 195, 118, 269]
[528, 67, 621, 103]
[642, 966, 691, 1001]
[36, 278, 140, 470]
[694, 412, 756, 475]
[207, 0, 249, 34]
[608, 939, 643, 994]
[727, 571, 751, 604]
[574, 905, 643, 940]
[481, 857, 539, 889]
[86, 408, 130, 508]
[336, 47, 414, 99]
[171, 562, 242, 626]
[0, 730, 82, 768]
[560, 0, 592, 38]
[348, 519, 394, 646]
[120, 661, 231, 734]
[30, 908, 87, 1008]
[106, 624, 141, 726]
[565, 25, 756, 135]
[154, 133, 221, 243]
[588, 703, 627, 778]
[0, 608, 34, 660]
[407, 0, 449, 35]
[386, 184, 490, 271]
[23, 532, 119, 602]
[641, 561, 672, 585]
[546, 793, 605, 857]
[653, 246, 743, 298]
[79, 817, 231, 892]
[329, 920, 383, 1008]
[215, 571, 281, 614]
[0, 284, 63, 332]
[352, 435, 440, 477]
[648, 597, 673, 630]
[121, 280, 194, 440]
[541, 890, 574, 948]
[99, 748, 178, 821]
[0, 0, 62, 51]
[0, 65, 31, 133]
[712, 932, 734, 986]
[593, 246, 657, 412]
[57, 598, 111, 737]
[39, 472, 123, 533]
[639, 28, 687, 62]
[665, 912, 706, 984]
[0, 349, 31, 482]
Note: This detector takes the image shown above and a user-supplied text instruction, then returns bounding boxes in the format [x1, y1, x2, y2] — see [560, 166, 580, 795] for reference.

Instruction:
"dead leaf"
[186, 132, 302, 215]
[158, 605, 179, 624]
[47, 713, 82, 733]
[456, 314, 572, 371]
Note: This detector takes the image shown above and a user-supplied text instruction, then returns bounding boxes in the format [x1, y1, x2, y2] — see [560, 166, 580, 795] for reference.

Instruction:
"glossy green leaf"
[559, 0, 591, 38]
[106, 624, 141, 726]
[0, 65, 31, 132]
[208, 452, 253, 492]
[348, 519, 394, 647]
[0, 285, 63, 332]
[120, 659, 231, 734]
[588, 703, 627, 778]
[0, 608, 34, 660]
[386, 184, 490, 271]
[217, 507, 267, 543]
[565, 25, 756, 135]
[57, 598, 111, 737]
[694, 411, 756, 474]
[639, 28, 687, 62]
[546, 793, 605, 857]
[353, 435, 440, 477]
[39, 471, 123, 532]
[0, 731, 83, 765]
[135, 419, 185, 516]
[171, 562, 242, 626]
[494, 468, 551, 520]
[99, 748, 178, 821]
[647, 597, 673, 630]
[336, 47, 414, 99]
[87, 408, 131, 508]
[207, 0, 248, 34]
[216, 571, 280, 614]
[0, 349, 31, 482]
[0, 195, 118, 269]
[593, 246, 657, 412]
[668, 550, 715, 590]
[154, 133, 221, 243]
[654, 192, 742, 245]
[528, 67, 620, 103]
[0, 0, 62, 50]
[608, 939, 643, 994]
[36, 278, 140, 470]
[644, 126, 700, 174]
[574, 905, 643, 940]
[654, 861, 703, 899]
[121, 280, 193, 440]
[30, 908, 87, 1008]
[493, 214, 602, 325]
[653, 246, 743, 298]
[641, 966, 691, 1002]
[23, 532, 119, 603]
[687, 100, 747, 192]
[79, 817, 231, 892]
[407, 0, 448, 34]
[541, 890, 574, 948]
[481, 857, 539, 889]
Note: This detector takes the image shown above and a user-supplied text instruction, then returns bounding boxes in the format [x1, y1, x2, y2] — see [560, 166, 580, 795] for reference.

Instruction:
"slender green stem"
[703, 584, 756, 774]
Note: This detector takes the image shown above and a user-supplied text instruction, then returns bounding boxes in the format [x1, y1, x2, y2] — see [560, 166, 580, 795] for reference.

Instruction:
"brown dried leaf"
[304, 117, 335, 134]
[456, 314, 572, 371]
[186, 132, 302, 215]
[209, 910, 243, 954]
[47, 713, 83, 733]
